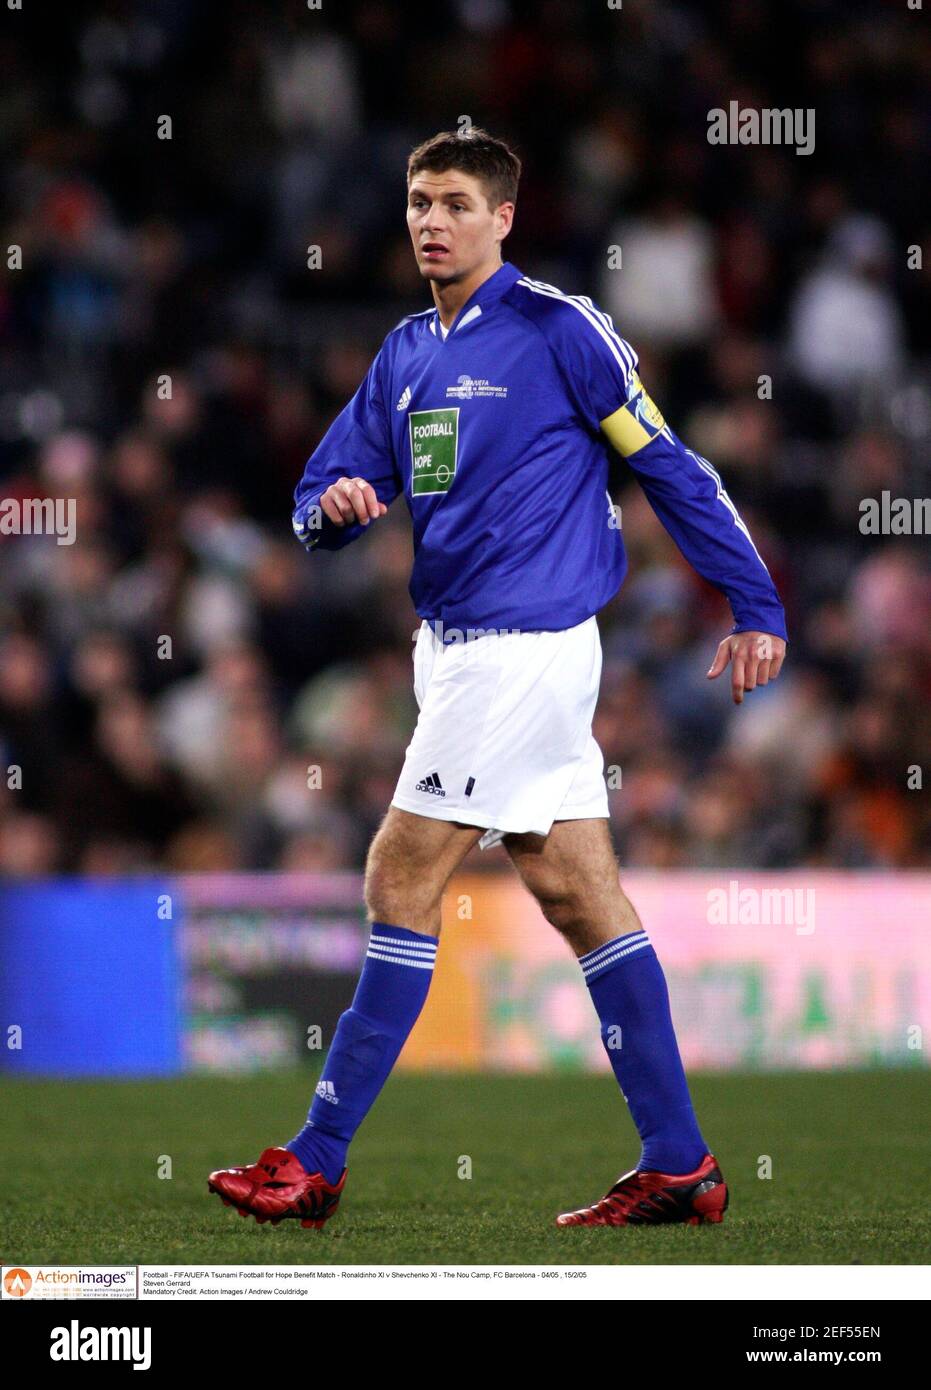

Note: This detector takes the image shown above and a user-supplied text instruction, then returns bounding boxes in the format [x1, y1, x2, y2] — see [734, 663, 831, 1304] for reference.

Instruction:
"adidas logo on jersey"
[415, 772, 446, 797]
[396, 385, 412, 411]
[315, 1079, 338, 1105]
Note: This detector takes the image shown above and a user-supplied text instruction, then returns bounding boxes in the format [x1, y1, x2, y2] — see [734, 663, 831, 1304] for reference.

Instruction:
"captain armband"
[599, 372, 667, 458]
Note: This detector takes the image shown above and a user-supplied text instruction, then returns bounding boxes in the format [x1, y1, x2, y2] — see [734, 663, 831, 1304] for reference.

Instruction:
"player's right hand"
[320, 477, 388, 527]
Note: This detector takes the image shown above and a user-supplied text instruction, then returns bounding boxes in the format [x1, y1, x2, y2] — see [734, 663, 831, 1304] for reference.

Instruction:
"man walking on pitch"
[208, 129, 787, 1230]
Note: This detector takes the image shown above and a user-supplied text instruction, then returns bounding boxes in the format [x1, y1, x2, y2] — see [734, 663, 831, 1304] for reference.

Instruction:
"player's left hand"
[707, 631, 786, 705]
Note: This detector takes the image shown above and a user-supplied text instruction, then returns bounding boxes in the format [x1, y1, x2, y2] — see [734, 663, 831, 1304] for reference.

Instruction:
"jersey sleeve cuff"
[730, 606, 788, 642]
[292, 495, 365, 552]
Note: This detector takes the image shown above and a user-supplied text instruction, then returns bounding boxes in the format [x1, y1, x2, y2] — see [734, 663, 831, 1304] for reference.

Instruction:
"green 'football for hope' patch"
[409, 408, 459, 496]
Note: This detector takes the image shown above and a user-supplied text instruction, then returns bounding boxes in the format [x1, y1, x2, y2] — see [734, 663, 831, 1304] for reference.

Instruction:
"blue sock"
[286, 923, 438, 1183]
[581, 931, 708, 1175]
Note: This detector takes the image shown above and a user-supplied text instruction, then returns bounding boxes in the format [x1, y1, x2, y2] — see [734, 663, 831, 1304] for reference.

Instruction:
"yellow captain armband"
[600, 372, 666, 458]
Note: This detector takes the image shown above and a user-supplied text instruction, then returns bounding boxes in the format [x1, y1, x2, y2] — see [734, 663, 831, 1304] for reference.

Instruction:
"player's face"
[407, 169, 510, 284]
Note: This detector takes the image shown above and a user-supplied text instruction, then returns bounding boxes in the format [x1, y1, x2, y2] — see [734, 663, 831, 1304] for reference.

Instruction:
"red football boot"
[556, 1152, 727, 1228]
[208, 1146, 346, 1230]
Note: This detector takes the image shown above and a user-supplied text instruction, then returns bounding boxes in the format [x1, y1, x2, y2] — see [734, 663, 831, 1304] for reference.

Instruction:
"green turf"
[1, 1070, 927, 1264]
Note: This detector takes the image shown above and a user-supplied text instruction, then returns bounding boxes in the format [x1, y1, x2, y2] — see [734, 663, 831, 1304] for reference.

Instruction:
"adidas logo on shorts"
[415, 772, 446, 797]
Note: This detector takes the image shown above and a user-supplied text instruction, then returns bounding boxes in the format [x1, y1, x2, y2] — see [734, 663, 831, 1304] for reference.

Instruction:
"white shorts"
[391, 617, 609, 850]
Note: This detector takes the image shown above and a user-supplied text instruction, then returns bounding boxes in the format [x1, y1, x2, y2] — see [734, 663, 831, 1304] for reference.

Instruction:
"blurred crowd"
[1, 0, 930, 876]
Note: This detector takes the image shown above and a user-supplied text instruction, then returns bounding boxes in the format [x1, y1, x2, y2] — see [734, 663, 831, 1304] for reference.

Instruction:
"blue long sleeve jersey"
[292, 261, 787, 642]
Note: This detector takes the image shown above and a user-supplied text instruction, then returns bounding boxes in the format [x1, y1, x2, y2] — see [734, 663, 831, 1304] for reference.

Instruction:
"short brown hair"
[407, 127, 521, 212]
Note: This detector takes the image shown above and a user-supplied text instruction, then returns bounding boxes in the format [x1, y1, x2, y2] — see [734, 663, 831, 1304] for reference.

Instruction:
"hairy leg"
[364, 806, 484, 937]
[284, 809, 482, 1180]
[505, 817, 709, 1175]
[502, 817, 641, 954]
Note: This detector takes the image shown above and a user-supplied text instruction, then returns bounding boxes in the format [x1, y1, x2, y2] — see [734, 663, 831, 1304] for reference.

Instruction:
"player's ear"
[495, 202, 515, 238]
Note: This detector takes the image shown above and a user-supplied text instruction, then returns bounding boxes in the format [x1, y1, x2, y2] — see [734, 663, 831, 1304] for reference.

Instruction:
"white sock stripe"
[583, 938, 652, 977]
[369, 931, 437, 946]
[366, 946, 437, 965]
[365, 949, 435, 970]
[516, 278, 637, 391]
[579, 932, 649, 967]
[368, 934, 437, 956]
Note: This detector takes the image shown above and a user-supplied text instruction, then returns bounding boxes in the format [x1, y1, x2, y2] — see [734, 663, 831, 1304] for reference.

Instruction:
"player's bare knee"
[363, 854, 410, 922]
[534, 885, 588, 939]
[364, 840, 442, 926]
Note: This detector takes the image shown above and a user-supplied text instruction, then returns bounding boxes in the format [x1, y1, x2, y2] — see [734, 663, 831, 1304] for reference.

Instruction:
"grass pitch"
[2, 1070, 926, 1265]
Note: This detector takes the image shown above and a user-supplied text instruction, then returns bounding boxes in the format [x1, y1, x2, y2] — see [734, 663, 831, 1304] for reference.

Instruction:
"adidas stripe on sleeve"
[528, 279, 785, 641]
[600, 379, 787, 640]
[517, 276, 641, 433]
